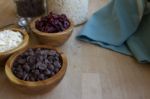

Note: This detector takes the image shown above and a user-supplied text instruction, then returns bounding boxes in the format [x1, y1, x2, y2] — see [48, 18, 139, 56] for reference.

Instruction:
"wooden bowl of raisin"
[30, 12, 74, 47]
[5, 45, 67, 94]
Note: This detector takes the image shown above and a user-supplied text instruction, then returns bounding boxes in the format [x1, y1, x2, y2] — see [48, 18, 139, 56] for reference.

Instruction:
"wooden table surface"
[0, 0, 150, 99]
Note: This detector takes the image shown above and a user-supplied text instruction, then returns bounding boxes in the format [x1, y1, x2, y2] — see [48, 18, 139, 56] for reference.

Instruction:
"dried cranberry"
[35, 12, 70, 33]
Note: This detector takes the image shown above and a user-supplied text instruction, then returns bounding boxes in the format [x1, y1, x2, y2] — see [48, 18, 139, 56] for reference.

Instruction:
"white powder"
[0, 30, 23, 52]
[48, 0, 89, 25]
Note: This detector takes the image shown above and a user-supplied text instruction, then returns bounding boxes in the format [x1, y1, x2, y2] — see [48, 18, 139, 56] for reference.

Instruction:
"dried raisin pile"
[35, 12, 70, 33]
[12, 48, 62, 81]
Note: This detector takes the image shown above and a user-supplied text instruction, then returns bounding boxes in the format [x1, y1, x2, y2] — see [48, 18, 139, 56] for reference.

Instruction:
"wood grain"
[0, 0, 150, 99]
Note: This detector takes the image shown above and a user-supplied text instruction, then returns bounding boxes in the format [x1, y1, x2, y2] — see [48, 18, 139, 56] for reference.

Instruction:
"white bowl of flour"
[0, 30, 23, 53]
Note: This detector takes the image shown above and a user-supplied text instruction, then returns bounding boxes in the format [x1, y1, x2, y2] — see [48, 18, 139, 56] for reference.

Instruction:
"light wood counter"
[0, 0, 150, 99]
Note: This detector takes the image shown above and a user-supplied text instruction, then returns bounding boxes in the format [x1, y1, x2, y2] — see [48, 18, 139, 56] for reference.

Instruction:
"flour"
[0, 30, 23, 52]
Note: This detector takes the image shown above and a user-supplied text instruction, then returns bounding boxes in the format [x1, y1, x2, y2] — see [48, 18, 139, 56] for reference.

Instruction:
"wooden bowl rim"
[5, 45, 67, 87]
[30, 17, 74, 36]
[0, 28, 29, 55]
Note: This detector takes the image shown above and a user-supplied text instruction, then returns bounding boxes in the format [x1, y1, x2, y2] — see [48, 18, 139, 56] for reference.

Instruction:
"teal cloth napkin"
[77, 0, 150, 63]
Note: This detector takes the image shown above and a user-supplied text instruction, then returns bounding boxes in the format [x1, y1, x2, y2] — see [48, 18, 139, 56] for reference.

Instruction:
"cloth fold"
[77, 0, 150, 63]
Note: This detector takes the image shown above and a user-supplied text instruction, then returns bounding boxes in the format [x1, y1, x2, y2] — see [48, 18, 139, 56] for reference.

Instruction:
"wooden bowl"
[30, 17, 74, 47]
[5, 45, 67, 94]
[0, 28, 29, 66]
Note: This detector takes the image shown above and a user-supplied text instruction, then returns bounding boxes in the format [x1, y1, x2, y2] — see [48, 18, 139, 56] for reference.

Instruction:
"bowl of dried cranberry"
[30, 12, 74, 47]
[5, 45, 67, 94]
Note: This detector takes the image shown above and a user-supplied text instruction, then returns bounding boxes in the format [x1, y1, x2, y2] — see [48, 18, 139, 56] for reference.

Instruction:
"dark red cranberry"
[35, 12, 70, 33]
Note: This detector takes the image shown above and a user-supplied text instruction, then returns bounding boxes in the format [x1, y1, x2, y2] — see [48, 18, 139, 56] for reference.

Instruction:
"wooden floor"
[0, 0, 150, 99]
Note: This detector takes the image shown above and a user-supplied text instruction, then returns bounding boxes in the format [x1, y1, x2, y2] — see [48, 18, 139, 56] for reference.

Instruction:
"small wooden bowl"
[0, 28, 29, 66]
[30, 18, 74, 47]
[5, 45, 67, 94]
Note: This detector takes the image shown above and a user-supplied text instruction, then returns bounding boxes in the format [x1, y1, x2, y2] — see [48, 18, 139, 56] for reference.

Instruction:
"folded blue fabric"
[77, 0, 150, 63]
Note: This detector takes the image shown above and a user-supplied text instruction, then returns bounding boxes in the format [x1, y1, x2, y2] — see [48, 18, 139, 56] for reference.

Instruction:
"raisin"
[12, 48, 62, 81]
